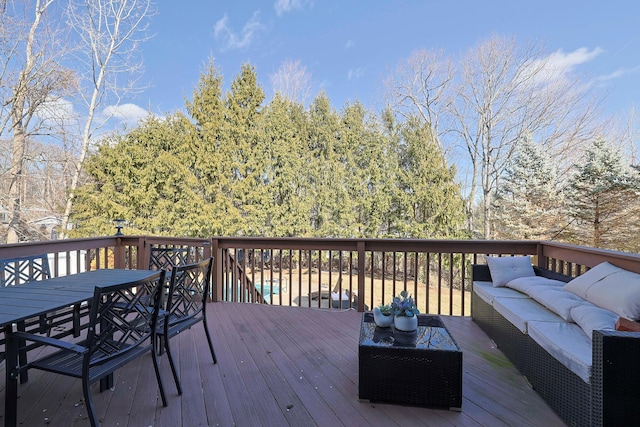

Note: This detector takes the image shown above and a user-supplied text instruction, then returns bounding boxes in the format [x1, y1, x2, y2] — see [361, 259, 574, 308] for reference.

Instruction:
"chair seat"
[30, 341, 152, 383]
[163, 314, 201, 336]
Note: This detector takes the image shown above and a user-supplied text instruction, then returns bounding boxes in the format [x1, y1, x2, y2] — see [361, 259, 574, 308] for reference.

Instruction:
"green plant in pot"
[391, 290, 420, 331]
[373, 303, 393, 327]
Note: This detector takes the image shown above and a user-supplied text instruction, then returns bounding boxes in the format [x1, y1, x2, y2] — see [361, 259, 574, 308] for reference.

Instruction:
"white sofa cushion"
[473, 281, 530, 304]
[486, 256, 535, 287]
[506, 276, 565, 294]
[526, 286, 587, 321]
[565, 262, 640, 320]
[493, 297, 564, 333]
[570, 303, 618, 339]
[527, 320, 593, 383]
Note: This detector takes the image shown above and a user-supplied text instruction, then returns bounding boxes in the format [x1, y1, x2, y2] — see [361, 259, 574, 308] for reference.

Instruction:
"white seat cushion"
[527, 320, 593, 383]
[473, 281, 529, 305]
[506, 276, 565, 294]
[526, 286, 587, 321]
[493, 297, 564, 333]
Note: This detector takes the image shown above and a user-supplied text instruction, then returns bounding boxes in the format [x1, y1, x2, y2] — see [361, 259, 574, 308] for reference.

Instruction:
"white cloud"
[274, 0, 312, 16]
[214, 11, 265, 51]
[35, 97, 77, 124]
[597, 65, 640, 81]
[347, 67, 364, 81]
[345, 40, 355, 51]
[545, 47, 603, 76]
[102, 103, 149, 127]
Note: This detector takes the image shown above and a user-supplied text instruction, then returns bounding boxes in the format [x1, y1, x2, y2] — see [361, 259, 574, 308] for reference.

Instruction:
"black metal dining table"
[0, 268, 159, 427]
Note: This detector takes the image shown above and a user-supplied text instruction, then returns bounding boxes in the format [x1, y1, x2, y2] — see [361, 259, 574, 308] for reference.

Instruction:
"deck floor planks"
[213, 304, 279, 427]
[0, 301, 567, 426]
[231, 303, 318, 426]
[240, 303, 368, 426]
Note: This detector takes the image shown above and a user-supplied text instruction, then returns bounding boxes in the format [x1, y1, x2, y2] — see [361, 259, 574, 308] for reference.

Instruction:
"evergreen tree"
[306, 92, 349, 236]
[221, 63, 268, 235]
[262, 95, 314, 236]
[71, 114, 211, 237]
[341, 102, 393, 237]
[395, 116, 467, 238]
[493, 134, 562, 239]
[185, 59, 240, 235]
[565, 137, 640, 249]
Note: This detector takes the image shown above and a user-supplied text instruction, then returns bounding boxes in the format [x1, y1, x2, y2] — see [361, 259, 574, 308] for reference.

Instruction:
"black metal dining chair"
[8, 270, 169, 427]
[149, 246, 195, 271]
[160, 257, 216, 394]
[0, 254, 55, 383]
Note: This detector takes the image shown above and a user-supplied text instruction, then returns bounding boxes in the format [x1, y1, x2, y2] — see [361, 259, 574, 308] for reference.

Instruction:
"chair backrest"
[84, 270, 166, 368]
[0, 254, 51, 286]
[149, 246, 195, 271]
[165, 258, 213, 328]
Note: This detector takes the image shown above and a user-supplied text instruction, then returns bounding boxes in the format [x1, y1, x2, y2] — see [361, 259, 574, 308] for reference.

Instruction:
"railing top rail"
[0, 237, 121, 258]
[540, 240, 640, 273]
[211, 237, 542, 254]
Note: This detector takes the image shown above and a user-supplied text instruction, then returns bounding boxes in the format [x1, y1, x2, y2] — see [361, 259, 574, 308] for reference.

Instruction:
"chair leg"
[100, 373, 113, 392]
[164, 334, 182, 395]
[17, 321, 28, 384]
[202, 316, 217, 364]
[83, 378, 99, 427]
[152, 337, 169, 406]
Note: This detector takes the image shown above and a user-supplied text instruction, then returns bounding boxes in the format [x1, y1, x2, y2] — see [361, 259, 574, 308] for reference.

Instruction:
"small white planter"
[373, 307, 393, 327]
[394, 315, 418, 332]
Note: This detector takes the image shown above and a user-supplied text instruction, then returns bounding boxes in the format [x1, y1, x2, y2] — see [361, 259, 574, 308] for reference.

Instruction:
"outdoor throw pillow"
[486, 255, 535, 287]
[616, 317, 640, 332]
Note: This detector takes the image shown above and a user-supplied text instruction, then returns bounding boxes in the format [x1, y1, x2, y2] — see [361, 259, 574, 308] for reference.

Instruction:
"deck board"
[0, 302, 566, 426]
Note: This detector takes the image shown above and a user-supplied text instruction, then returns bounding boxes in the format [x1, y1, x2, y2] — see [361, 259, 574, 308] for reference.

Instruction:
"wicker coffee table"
[358, 312, 462, 410]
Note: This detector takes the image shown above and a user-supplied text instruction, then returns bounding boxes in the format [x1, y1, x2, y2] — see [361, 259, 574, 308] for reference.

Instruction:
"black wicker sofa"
[472, 263, 640, 427]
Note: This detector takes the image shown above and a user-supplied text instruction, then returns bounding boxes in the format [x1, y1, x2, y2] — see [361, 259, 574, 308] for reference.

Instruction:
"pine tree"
[305, 92, 349, 236]
[395, 115, 467, 238]
[71, 114, 210, 237]
[565, 137, 640, 249]
[185, 59, 241, 235]
[220, 63, 267, 235]
[493, 134, 562, 239]
[262, 95, 314, 236]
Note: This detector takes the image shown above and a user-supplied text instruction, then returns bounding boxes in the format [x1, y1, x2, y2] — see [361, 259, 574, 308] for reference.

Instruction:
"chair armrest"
[10, 331, 87, 354]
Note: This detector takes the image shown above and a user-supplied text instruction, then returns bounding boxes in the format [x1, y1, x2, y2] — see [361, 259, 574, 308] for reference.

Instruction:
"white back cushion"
[564, 262, 621, 299]
[565, 262, 640, 320]
[486, 256, 535, 287]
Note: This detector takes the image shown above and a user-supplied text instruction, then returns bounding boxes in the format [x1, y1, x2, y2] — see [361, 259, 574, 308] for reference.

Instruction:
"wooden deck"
[1, 302, 566, 426]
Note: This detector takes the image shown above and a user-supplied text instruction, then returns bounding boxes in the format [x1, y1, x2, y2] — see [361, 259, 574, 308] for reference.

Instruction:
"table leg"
[5, 328, 19, 427]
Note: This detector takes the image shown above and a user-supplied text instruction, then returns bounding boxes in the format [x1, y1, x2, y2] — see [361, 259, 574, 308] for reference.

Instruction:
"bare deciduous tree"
[59, 0, 154, 237]
[384, 48, 454, 152]
[269, 59, 313, 105]
[1, 0, 75, 243]
[452, 35, 602, 238]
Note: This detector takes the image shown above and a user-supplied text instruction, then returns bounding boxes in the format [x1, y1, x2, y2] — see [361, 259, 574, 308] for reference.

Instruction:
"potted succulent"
[391, 290, 420, 331]
[373, 303, 393, 327]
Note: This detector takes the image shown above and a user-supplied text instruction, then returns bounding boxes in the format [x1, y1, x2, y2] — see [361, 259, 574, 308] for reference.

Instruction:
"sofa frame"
[472, 264, 640, 427]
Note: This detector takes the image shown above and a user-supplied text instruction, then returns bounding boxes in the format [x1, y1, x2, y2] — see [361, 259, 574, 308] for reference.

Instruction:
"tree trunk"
[6, 125, 27, 243]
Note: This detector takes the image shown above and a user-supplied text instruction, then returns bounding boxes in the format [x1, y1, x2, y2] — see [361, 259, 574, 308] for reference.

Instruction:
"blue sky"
[121, 1, 639, 124]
